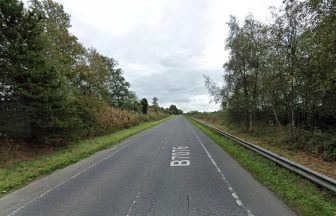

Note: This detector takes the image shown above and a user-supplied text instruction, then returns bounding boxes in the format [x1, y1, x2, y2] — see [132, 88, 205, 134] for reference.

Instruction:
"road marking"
[232, 192, 238, 200]
[236, 199, 243, 207]
[7, 143, 131, 216]
[126, 191, 141, 216]
[170, 146, 190, 167]
[191, 128, 254, 216]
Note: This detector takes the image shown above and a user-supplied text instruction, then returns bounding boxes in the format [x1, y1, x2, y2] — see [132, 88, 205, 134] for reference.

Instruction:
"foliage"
[152, 97, 159, 111]
[140, 98, 148, 115]
[0, 0, 168, 146]
[0, 0, 80, 143]
[205, 0, 336, 160]
[168, 104, 183, 115]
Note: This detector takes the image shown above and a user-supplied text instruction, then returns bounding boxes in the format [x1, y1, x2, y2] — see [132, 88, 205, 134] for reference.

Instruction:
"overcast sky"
[31, 0, 283, 112]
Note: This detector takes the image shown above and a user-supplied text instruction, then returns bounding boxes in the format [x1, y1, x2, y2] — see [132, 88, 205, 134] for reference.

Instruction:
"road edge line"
[190, 126, 254, 216]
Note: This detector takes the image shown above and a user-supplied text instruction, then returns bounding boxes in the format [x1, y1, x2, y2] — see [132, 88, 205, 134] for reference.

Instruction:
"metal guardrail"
[191, 117, 336, 193]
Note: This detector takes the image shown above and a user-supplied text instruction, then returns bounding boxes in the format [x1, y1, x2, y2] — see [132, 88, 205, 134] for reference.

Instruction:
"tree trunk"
[290, 106, 296, 142]
[271, 104, 285, 141]
[249, 111, 253, 132]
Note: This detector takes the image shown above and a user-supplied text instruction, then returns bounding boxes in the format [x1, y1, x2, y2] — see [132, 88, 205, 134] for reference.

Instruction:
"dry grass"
[0, 106, 168, 169]
[96, 107, 167, 132]
[0, 140, 55, 168]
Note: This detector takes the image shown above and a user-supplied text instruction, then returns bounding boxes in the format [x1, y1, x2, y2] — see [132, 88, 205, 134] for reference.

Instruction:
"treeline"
[205, 0, 335, 159]
[0, 0, 167, 145]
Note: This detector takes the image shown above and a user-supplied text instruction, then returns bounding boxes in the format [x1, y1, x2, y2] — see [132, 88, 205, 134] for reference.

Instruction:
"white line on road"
[7, 142, 131, 216]
[191, 128, 254, 216]
[126, 191, 141, 216]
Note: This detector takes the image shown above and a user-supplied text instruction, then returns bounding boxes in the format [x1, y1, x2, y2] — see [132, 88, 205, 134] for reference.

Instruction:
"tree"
[30, 0, 85, 84]
[168, 105, 183, 115]
[74, 48, 134, 109]
[123, 91, 140, 111]
[140, 98, 148, 115]
[0, 0, 151, 146]
[221, 15, 267, 131]
[107, 67, 132, 108]
[169, 105, 178, 115]
[0, 0, 35, 138]
[302, 0, 336, 127]
[0, 0, 78, 142]
[205, 0, 336, 139]
[152, 97, 159, 111]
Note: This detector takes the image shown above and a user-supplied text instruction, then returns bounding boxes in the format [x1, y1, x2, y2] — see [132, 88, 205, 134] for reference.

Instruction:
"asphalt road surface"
[0, 116, 295, 216]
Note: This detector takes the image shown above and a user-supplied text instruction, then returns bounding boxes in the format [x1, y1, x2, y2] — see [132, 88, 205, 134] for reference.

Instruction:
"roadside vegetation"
[189, 111, 336, 179]
[203, 0, 336, 162]
[0, 117, 171, 197]
[190, 118, 336, 216]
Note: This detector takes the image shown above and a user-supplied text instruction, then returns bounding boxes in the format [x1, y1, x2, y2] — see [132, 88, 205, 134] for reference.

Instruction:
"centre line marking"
[126, 191, 141, 216]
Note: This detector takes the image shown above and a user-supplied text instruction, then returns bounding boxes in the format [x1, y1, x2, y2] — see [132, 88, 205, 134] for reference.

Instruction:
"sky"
[27, 0, 283, 112]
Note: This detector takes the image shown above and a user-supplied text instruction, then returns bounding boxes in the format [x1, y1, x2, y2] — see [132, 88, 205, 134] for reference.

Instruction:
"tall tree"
[107, 67, 132, 108]
[152, 97, 159, 111]
[140, 98, 148, 115]
[169, 105, 178, 115]
[30, 0, 85, 85]
[223, 15, 267, 131]
[0, 0, 77, 141]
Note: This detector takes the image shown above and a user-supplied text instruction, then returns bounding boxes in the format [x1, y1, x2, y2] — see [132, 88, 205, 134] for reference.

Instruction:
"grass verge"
[0, 117, 172, 197]
[189, 118, 336, 216]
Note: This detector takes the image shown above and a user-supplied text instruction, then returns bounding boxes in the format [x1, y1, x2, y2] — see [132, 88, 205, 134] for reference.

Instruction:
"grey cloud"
[23, 0, 283, 112]
[128, 68, 221, 106]
[60, 0, 224, 111]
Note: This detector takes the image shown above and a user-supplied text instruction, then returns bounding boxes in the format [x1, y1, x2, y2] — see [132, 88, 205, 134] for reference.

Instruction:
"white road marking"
[170, 146, 191, 167]
[7, 143, 131, 216]
[191, 128, 254, 216]
[232, 192, 239, 200]
[236, 200, 243, 206]
[126, 191, 141, 216]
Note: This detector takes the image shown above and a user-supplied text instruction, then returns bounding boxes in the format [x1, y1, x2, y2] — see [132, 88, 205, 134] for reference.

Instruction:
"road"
[0, 116, 295, 216]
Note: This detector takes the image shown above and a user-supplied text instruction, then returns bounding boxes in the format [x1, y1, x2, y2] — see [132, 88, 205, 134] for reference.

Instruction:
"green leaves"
[140, 98, 148, 115]
[168, 105, 183, 115]
[205, 0, 336, 159]
[0, 0, 146, 145]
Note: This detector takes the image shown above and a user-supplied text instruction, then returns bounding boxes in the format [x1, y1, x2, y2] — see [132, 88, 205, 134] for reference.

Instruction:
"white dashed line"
[191, 128, 254, 216]
[126, 191, 141, 216]
[232, 192, 239, 200]
[236, 199, 243, 207]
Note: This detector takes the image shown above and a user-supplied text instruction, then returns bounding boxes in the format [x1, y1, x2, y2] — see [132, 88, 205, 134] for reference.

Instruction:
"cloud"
[24, 0, 282, 112]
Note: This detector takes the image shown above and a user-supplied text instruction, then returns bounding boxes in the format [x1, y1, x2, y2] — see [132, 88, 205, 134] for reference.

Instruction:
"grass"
[189, 118, 336, 216]
[0, 117, 172, 197]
